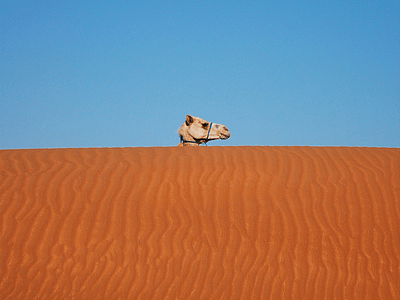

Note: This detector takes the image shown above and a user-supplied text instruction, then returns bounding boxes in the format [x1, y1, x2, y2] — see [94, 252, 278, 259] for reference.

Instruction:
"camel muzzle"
[219, 132, 230, 140]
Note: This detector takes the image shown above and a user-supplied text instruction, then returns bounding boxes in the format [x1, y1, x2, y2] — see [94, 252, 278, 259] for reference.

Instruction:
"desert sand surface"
[0, 146, 399, 300]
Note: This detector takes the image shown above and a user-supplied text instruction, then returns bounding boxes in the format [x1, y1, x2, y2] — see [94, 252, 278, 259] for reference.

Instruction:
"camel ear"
[185, 115, 194, 126]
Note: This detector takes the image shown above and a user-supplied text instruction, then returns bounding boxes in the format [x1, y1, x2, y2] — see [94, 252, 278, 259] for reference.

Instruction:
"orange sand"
[0, 146, 399, 299]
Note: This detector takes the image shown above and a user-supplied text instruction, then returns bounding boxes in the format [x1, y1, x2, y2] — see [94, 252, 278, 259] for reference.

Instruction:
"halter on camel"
[181, 122, 213, 146]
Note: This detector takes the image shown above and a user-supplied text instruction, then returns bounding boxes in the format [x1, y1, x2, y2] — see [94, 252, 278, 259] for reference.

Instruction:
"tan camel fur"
[177, 115, 230, 146]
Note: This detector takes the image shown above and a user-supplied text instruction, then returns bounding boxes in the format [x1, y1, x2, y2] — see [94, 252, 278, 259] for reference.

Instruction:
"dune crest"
[1, 146, 399, 299]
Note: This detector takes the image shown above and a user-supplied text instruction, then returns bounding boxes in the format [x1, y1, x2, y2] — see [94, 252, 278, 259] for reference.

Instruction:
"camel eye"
[202, 122, 209, 129]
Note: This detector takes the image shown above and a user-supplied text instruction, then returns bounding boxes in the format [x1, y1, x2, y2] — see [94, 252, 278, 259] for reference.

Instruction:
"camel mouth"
[219, 132, 230, 140]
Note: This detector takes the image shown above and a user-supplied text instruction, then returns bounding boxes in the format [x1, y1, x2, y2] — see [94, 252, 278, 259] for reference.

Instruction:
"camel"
[177, 115, 230, 146]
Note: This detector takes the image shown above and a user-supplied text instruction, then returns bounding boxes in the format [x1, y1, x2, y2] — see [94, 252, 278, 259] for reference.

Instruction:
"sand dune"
[0, 146, 399, 299]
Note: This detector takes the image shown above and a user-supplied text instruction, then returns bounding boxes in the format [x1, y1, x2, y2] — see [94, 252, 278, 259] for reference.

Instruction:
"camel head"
[178, 115, 230, 146]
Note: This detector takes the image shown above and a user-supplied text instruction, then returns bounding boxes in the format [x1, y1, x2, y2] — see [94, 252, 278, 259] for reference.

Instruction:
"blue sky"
[1, 1, 399, 149]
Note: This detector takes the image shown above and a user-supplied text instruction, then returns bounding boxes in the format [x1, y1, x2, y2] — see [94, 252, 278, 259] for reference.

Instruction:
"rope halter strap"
[205, 122, 213, 142]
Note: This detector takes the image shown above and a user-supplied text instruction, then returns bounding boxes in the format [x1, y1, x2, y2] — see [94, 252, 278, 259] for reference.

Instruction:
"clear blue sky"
[1, 1, 399, 149]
